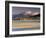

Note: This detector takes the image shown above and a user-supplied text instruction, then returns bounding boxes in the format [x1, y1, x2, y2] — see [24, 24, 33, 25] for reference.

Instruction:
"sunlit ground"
[12, 20, 40, 31]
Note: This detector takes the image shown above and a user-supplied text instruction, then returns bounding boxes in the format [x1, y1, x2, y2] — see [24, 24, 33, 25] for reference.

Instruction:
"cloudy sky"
[12, 7, 40, 15]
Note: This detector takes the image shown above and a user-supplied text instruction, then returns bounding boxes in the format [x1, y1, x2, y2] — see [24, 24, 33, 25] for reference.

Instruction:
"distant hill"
[12, 14, 40, 20]
[12, 14, 30, 20]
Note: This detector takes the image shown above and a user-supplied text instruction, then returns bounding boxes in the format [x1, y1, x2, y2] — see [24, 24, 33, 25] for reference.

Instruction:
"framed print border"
[5, 1, 45, 37]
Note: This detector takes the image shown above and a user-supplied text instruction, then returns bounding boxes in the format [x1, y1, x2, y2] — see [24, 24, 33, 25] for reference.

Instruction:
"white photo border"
[9, 3, 43, 35]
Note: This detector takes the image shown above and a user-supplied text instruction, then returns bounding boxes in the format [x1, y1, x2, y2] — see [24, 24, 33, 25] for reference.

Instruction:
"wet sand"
[12, 20, 40, 31]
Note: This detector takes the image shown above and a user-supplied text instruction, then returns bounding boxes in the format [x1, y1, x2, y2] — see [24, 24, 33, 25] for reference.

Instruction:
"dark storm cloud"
[12, 7, 40, 15]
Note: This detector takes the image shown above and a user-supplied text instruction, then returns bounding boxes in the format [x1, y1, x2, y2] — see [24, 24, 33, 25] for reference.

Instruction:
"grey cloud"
[12, 7, 40, 15]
